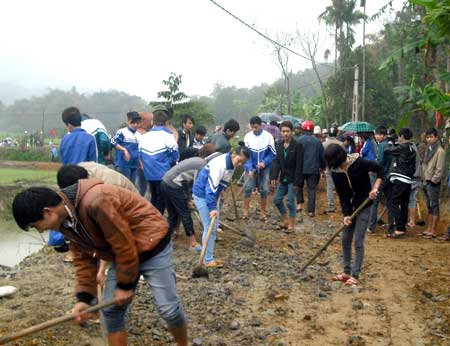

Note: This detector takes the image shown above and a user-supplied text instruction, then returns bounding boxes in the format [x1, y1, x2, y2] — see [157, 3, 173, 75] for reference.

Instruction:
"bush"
[0, 147, 57, 162]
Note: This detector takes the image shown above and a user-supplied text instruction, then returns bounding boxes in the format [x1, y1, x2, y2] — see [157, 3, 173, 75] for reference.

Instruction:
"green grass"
[0, 168, 56, 185]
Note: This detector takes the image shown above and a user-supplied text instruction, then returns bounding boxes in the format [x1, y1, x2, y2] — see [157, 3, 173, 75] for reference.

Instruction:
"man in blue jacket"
[60, 107, 97, 165]
[243, 116, 276, 221]
[111, 112, 142, 185]
[139, 105, 179, 214]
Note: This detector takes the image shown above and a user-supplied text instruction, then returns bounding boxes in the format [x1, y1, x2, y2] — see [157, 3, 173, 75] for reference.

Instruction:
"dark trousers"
[149, 180, 165, 215]
[161, 181, 195, 236]
[390, 180, 411, 233]
[297, 174, 320, 213]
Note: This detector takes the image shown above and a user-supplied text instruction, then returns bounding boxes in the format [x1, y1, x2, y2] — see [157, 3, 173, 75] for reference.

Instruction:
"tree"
[272, 33, 295, 114]
[156, 73, 188, 107]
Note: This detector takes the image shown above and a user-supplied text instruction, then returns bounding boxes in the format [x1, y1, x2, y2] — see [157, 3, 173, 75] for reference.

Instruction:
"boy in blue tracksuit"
[192, 146, 250, 268]
[60, 107, 97, 165]
[139, 105, 179, 214]
[111, 111, 142, 185]
[243, 116, 276, 221]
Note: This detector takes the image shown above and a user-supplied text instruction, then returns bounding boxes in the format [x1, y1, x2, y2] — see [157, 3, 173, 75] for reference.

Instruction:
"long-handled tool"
[376, 206, 387, 225]
[416, 200, 426, 226]
[192, 216, 217, 278]
[229, 184, 239, 219]
[192, 211, 256, 247]
[97, 285, 108, 346]
[0, 300, 116, 345]
[299, 198, 372, 273]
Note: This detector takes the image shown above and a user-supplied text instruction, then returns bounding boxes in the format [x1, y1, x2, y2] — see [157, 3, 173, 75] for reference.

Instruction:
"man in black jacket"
[384, 127, 416, 237]
[325, 144, 382, 286]
[270, 121, 304, 232]
[177, 115, 195, 155]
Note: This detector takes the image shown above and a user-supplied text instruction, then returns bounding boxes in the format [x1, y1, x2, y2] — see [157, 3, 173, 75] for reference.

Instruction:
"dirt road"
[0, 188, 449, 345]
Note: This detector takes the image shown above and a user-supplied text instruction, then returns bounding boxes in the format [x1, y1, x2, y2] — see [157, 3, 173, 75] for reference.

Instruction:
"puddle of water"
[0, 220, 48, 267]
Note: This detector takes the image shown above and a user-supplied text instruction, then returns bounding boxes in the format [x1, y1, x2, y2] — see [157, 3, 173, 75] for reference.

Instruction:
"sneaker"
[326, 207, 336, 213]
[367, 228, 376, 235]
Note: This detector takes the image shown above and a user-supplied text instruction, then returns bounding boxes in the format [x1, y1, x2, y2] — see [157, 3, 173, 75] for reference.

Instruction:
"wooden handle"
[299, 198, 372, 273]
[229, 184, 239, 219]
[197, 216, 216, 266]
[0, 300, 116, 345]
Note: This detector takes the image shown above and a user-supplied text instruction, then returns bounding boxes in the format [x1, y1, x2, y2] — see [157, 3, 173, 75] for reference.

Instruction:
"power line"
[208, 0, 333, 69]
[208, 0, 356, 71]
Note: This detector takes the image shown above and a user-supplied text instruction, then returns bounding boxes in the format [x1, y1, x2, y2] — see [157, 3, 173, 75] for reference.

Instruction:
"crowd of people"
[10, 105, 450, 345]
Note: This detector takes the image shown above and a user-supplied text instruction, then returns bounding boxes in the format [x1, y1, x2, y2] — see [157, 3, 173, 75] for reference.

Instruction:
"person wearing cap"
[135, 111, 154, 197]
[60, 106, 98, 165]
[313, 125, 322, 141]
[292, 123, 302, 142]
[139, 105, 179, 214]
[297, 120, 325, 217]
[111, 111, 142, 185]
[242, 116, 276, 221]
[322, 125, 344, 213]
[322, 128, 329, 142]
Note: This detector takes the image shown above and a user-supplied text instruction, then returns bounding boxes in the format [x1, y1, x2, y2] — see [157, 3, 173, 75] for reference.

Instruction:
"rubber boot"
[280, 214, 289, 229]
[408, 208, 416, 227]
[287, 217, 296, 232]
[260, 198, 267, 221]
[243, 198, 250, 219]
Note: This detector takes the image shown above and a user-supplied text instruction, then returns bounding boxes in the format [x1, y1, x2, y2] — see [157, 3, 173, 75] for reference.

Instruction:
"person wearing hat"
[139, 105, 179, 214]
[111, 111, 142, 185]
[313, 125, 323, 141]
[297, 120, 325, 217]
[292, 123, 302, 142]
[60, 106, 98, 165]
[322, 125, 344, 213]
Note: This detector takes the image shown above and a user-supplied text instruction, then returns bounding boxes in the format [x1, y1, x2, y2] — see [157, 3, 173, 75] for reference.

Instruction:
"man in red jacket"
[12, 179, 188, 346]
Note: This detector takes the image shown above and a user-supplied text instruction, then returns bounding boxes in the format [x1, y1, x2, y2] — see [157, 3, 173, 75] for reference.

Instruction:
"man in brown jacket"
[422, 128, 446, 238]
[12, 179, 188, 346]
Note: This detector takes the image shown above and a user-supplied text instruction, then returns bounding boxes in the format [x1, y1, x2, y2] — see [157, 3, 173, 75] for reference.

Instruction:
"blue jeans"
[102, 243, 185, 333]
[193, 194, 220, 263]
[116, 166, 138, 185]
[342, 207, 370, 279]
[244, 167, 270, 199]
[273, 182, 296, 218]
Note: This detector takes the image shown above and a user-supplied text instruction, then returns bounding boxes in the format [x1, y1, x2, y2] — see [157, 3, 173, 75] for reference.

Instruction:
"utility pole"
[351, 65, 359, 122]
[361, 0, 367, 121]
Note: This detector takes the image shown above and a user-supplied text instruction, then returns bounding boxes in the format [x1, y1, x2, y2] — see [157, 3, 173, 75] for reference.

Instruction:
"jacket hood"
[75, 178, 104, 208]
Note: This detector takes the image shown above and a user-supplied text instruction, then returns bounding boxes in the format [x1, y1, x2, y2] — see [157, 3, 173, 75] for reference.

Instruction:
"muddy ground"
[0, 183, 449, 346]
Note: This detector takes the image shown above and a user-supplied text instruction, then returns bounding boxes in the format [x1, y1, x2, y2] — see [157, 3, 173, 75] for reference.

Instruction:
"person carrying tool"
[242, 116, 276, 221]
[12, 181, 188, 346]
[270, 121, 304, 232]
[192, 146, 250, 268]
[324, 144, 383, 286]
[161, 143, 217, 250]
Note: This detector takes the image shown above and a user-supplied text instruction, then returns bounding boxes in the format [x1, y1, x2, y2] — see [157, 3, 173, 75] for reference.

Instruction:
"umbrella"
[281, 115, 303, 126]
[259, 113, 282, 124]
[341, 121, 376, 133]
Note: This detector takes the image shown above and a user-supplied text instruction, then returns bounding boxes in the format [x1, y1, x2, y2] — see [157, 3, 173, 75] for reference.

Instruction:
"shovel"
[192, 216, 217, 278]
[299, 198, 372, 273]
[0, 300, 116, 345]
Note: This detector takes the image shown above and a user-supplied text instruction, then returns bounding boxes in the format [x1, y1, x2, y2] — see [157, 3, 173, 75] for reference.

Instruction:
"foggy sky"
[0, 0, 401, 103]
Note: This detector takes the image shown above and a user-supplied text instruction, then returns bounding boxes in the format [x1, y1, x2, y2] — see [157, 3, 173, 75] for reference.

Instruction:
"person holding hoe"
[192, 145, 250, 268]
[324, 144, 383, 286]
[12, 180, 188, 346]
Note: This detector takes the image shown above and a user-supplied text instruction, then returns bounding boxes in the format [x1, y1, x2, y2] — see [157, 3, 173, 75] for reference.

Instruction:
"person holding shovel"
[270, 121, 304, 232]
[12, 181, 188, 346]
[324, 144, 383, 286]
[192, 146, 250, 268]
